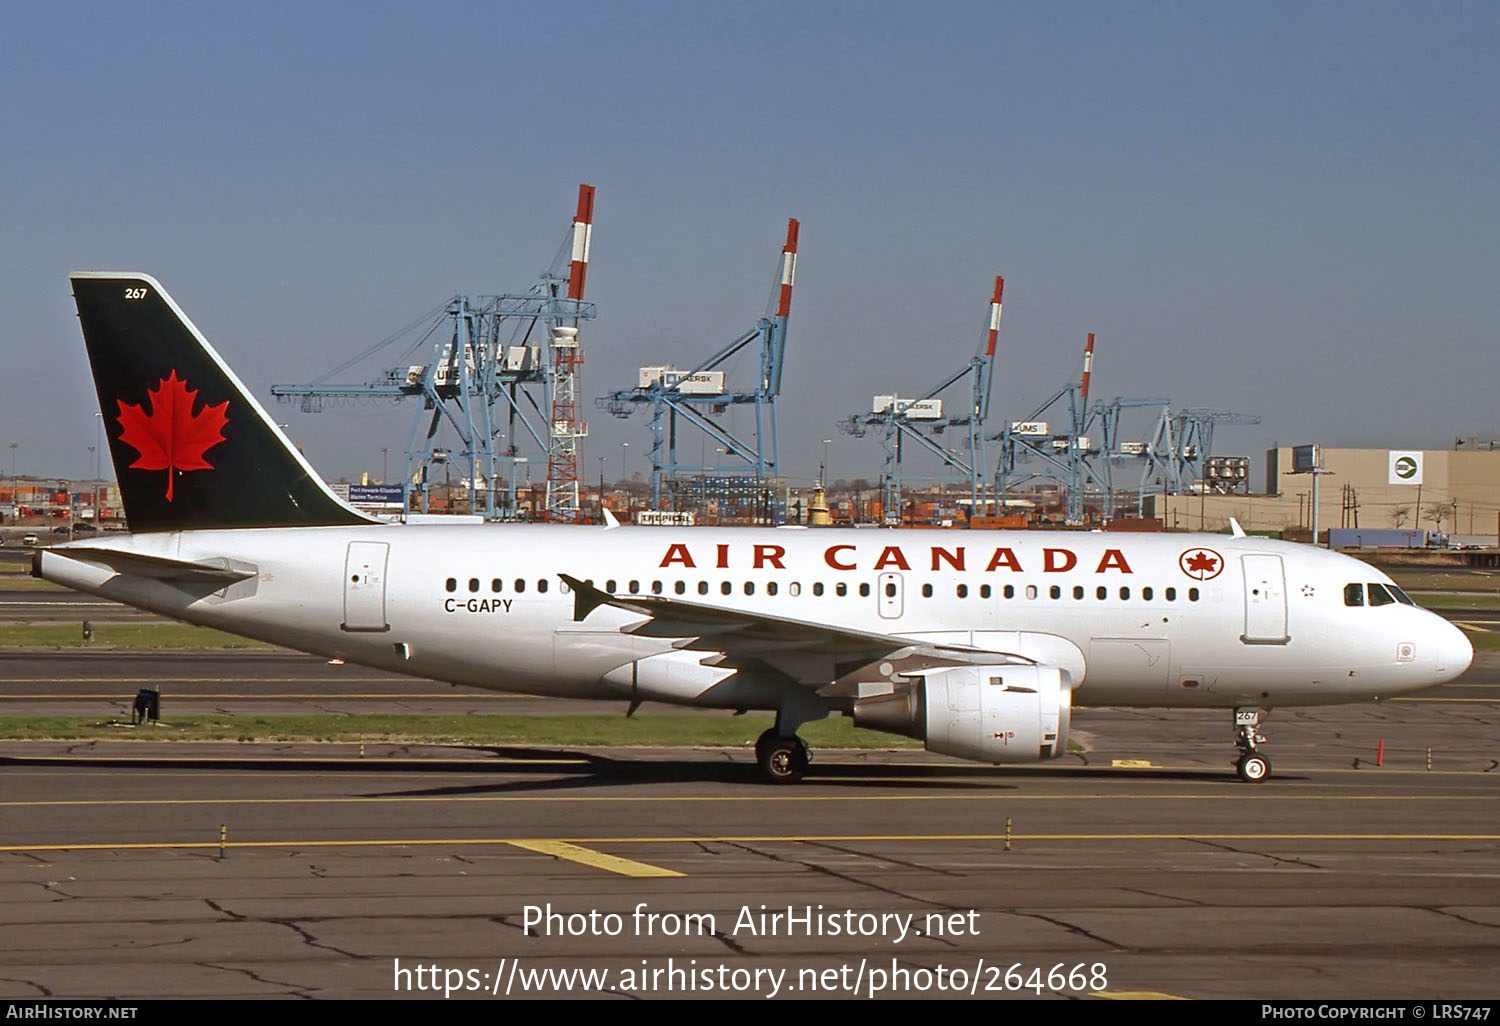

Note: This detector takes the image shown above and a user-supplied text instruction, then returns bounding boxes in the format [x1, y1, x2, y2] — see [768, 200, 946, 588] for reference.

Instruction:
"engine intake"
[852, 664, 1073, 764]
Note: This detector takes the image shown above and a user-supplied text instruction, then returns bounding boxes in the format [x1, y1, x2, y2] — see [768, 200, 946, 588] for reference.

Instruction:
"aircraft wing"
[558, 573, 1031, 687]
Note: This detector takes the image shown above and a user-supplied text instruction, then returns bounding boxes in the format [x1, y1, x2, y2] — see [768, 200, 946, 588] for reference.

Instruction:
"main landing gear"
[1233, 707, 1271, 783]
[755, 728, 810, 784]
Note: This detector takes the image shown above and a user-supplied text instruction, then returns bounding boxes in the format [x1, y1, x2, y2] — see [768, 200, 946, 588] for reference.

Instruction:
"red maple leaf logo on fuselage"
[1178, 548, 1224, 581]
[116, 371, 228, 501]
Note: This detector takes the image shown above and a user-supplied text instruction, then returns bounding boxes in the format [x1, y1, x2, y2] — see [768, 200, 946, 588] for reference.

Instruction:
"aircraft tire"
[1236, 753, 1271, 783]
[760, 736, 808, 785]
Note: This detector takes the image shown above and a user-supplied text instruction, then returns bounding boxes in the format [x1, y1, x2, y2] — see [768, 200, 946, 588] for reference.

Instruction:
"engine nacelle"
[852, 664, 1073, 764]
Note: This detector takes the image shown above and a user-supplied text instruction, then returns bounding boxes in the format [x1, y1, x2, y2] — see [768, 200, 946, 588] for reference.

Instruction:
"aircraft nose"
[1433, 619, 1473, 682]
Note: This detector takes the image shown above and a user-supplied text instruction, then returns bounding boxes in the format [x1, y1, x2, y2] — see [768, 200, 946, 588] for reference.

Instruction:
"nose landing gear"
[1234, 707, 1272, 783]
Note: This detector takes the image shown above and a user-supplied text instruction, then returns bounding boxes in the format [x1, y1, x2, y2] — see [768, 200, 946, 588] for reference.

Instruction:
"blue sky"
[4, 1, 1497, 489]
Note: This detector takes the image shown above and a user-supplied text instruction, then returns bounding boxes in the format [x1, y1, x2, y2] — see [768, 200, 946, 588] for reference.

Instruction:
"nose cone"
[1434, 620, 1474, 683]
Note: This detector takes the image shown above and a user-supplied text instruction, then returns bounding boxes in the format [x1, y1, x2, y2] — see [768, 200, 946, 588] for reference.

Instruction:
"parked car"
[21, 533, 38, 546]
[73, 523, 99, 535]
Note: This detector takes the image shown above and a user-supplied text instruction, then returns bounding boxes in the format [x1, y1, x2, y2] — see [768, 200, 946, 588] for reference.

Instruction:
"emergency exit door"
[1241, 554, 1288, 644]
[343, 541, 390, 632]
[878, 572, 904, 619]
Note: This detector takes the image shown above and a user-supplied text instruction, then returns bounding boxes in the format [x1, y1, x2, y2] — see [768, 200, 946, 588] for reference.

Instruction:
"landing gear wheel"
[759, 735, 809, 784]
[753, 728, 777, 767]
[1236, 752, 1271, 783]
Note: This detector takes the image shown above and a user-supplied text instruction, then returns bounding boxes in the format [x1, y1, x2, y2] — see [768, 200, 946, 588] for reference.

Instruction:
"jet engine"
[851, 664, 1073, 763]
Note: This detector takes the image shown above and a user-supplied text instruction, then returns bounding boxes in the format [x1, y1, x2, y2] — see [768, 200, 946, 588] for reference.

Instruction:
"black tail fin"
[70, 273, 374, 532]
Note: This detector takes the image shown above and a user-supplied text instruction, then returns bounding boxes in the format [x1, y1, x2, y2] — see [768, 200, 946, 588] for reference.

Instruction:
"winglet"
[1228, 517, 1247, 538]
[601, 506, 620, 530]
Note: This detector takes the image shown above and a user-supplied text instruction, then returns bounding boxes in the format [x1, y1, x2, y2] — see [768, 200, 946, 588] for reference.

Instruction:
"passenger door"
[1241, 554, 1288, 644]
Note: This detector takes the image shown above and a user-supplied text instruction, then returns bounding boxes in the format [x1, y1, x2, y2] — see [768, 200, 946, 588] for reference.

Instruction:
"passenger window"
[1143, 586, 1154, 600]
[628, 580, 640, 594]
[1097, 586, 1108, 600]
[813, 582, 824, 596]
[1073, 586, 1084, 600]
[1165, 587, 1176, 601]
[768, 582, 779, 596]
[1119, 587, 1130, 600]
[1050, 585, 1061, 599]
[1189, 587, 1200, 601]
[515, 579, 526, 593]
[788, 582, 799, 596]
[606, 580, 617, 593]
[469, 578, 480, 593]
[981, 584, 992, 599]
[721, 582, 732, 596]
[491, 578, 502, 593]
[859, 583, 871, 597]
[957, 584, 968, 598]
[445, 578, 457, 593]
[537, 580, 548, 594]
[1003, 585, 1013, 599]
[1025, 585, 1037, 600]
[675, 581, 686, 595]
[1368, 583, 1396, 606]
[836, 583, 848, 597]
[744, 582, 754, 596]
[651, 580, 663, 594]
[885, 583, 897, 598]
[698, 581, 709, 595]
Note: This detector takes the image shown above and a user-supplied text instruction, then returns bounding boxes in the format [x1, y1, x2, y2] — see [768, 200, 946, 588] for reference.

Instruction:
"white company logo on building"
[1388, 451, 1423, 485]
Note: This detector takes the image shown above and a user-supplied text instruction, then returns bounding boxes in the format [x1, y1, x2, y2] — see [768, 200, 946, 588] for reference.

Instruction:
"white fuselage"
[40, 524, 1472, 712]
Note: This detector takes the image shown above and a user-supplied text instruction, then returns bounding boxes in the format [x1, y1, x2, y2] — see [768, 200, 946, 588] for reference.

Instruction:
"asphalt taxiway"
[2, 693, 1498, 1000]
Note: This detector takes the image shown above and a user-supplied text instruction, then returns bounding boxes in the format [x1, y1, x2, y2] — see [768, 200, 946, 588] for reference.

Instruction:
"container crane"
[838, 276, 1003, 523]
[599, 219, 798, 512]
[270, 185, 597, 520]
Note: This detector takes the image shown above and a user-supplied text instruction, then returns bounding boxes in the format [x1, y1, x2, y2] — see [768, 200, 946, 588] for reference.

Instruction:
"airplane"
[36, 272, 1473, 784]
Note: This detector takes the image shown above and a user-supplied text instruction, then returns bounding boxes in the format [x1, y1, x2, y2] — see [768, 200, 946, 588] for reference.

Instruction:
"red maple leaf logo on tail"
[116, 371, 228, 501]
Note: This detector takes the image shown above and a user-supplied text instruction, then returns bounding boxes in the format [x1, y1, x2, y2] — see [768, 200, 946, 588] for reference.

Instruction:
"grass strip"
[0, 623, 275, 649]
[0, 713, 922, 748]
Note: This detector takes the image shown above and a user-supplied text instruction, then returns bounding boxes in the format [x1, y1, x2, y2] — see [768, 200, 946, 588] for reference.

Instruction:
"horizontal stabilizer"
[51, 547, 257, 585]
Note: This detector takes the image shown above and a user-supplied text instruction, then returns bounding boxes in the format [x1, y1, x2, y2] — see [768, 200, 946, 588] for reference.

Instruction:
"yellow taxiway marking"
[1392, 697, 1500, 702]
[3, 832, 1500, 856]
[3, 793, 1496, 810]
[1110, 759, 1154, 768]
[507, 839, 682, 878]
[1453, 622, 1492, 632]
[1095, 990, 1187, 1000]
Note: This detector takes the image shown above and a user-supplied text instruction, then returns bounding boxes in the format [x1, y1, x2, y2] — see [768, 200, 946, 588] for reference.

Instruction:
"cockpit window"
[1388, 585, 1416, 606]
[1367, 582, 1396, 606]
[1343, 583, 1364, 606]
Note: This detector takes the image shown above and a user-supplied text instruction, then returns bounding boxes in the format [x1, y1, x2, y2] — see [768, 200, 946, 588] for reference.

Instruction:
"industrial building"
[1146, 445, 1500, 545]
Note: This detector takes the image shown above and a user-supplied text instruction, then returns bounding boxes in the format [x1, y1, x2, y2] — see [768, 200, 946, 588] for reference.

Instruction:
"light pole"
[821, 438, 831, 487]
[381, 448, 389, 484]
[620, 442, 630, 511]
[598, 457, 608, 513]
[92, 412, 103, 523]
